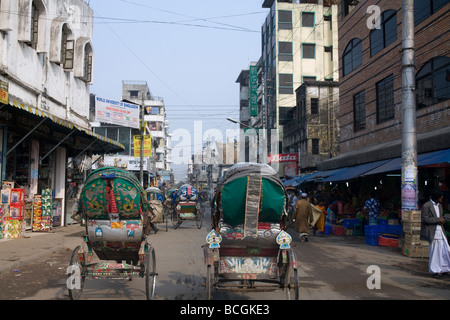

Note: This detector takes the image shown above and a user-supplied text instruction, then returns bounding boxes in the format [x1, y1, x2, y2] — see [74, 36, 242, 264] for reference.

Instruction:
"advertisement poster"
[133, 135, 152, 157]
[95, 96, 140, 129]
[268, 153, 298, 178]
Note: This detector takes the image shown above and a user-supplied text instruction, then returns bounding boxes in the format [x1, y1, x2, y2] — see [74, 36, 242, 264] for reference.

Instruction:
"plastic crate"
[378, 235, 399, 247]
[387, 224, 402, 235]
[365, 225, 380, 236]
[324, 225, 331, 235]
[365, 236, 379, 246]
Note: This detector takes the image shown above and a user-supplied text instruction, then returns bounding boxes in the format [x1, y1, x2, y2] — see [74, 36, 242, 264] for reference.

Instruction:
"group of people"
[287, 188, 382, 242]
[287, 186, 450, 278]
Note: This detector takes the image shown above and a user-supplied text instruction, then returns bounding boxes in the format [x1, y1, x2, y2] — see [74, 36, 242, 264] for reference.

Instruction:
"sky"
[88, 0, 267, 180]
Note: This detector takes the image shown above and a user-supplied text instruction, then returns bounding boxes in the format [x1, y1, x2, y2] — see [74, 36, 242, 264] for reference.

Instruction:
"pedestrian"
[292, 192, 313, 242]
[313, 198, 326, 236]
[364, 191, 381, 223]
[420, 189, 450, 277]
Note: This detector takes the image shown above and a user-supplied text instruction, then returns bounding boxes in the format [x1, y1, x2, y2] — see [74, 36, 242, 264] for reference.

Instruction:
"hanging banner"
[133, 135, 152, 157]
[95, 96, 140, 129]
[0, 81, 8, 105]
[249, 66, 258, 116]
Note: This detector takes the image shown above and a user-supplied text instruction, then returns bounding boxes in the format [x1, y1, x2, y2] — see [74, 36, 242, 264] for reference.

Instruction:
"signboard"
[0, 81, 8, 105]
[268, 153, 298, 163]
[95, 96, 140, 129]
[269, 153, 299, 178]
[249, 66, 258, 117]
[133, 135, 152, 157]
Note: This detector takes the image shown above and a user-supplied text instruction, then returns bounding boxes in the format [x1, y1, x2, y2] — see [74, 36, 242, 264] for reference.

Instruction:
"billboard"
[268, 153, 299, 177]
[95, 96, 140, 129]
[133, 135, 152, 158]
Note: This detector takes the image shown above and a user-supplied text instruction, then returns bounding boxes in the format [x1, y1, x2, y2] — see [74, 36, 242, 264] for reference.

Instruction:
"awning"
[2, 98, 125, 155]
[363, 148, 450, 176]
[320, 160, 391, 182]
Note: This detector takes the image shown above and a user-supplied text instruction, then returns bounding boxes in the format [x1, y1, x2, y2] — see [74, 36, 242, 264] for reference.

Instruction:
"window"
[353, 90, 366, 132]
[312, 139, 320, 155]
[279, 74, 293, 94]
[83, 43, 93, 83]
[279, 41, 293, 61]
[376, 75, 394, 123]
[303, 76, 316, 82]
[342, 38, 362, 76]
[415, 0, 447, 25]
[311, 98, 318, 114]
[416, 56, 450, 109]
[278, 10, 292, 30]
[302, 43, 315, 59]
[279, 106, 296, 126]
[61, 25, 74, 69]
[29, 2, 39, 49]
[370, 10, 397, 57]
[302, 12, 315, 27]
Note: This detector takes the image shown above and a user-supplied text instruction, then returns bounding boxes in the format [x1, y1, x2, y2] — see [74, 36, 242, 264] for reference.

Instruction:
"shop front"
[0, 99, 124, 239]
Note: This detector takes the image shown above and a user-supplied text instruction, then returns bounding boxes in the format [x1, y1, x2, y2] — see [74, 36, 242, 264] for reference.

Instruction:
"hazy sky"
[88, 0, 267, 180]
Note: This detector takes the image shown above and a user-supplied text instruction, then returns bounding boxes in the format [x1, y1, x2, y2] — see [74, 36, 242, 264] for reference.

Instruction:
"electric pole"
[401, 0, 418, 210]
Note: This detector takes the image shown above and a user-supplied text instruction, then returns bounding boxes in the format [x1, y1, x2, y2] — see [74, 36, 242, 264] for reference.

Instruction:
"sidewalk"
[0, 224, 85, 275]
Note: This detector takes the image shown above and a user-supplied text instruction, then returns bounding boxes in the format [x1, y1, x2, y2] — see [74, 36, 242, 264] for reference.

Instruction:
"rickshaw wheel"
[145, 246, 157, 300]
[67, 245, 85, 300]
[285, 268, 299, 300]
[196, 211, 203, 229]
[171, 210, 180, 229]
[206, 265, 214, 300]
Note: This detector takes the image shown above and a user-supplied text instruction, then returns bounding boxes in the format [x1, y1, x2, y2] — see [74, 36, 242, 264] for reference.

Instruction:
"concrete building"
[260, 0, 339, 155]
[284, 80, 339, 171]
[319, 0, 450, 171]
[0, 0, 124, 228]
[91, 81, 173, 187]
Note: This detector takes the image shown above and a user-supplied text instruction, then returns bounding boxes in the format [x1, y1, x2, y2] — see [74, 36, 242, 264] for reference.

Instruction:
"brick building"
[319, 0, 450, 171]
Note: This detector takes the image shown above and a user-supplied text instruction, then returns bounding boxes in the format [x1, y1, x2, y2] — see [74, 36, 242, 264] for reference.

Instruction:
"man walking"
[421, 189, 450, 277]
[292, 193, 313, 242]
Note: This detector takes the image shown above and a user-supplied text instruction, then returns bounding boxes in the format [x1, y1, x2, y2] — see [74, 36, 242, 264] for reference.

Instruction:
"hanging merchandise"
[0, 182, 25, 239]
[32, 190, 53, 232]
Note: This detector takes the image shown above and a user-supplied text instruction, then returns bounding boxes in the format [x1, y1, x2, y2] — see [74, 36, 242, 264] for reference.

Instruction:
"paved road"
[0, 207, 449, 301]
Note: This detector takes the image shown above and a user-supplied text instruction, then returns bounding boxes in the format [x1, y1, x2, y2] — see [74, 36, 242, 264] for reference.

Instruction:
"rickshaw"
[67, 167, 157, 300]
[204, 163, 299, 300]
[146, 186, 168, 232]
[171, 184, 202, 229]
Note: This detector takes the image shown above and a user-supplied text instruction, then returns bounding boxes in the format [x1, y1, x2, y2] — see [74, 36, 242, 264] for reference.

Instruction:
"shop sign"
[95, 96, 140, 129]
[0, 81, 8, 105]
[268, 153, 298, 163]
[249, 66, 258, 116]
[133, 135, 152, 158]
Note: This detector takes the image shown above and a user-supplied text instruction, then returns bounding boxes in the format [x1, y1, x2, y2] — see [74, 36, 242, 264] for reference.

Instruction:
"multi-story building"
[260, 0, 339, 156]
[319, 0, 449, 173]
[0, 0, 123, 228]
[284, 80, 340, 171]
[92, 81, 173, 187]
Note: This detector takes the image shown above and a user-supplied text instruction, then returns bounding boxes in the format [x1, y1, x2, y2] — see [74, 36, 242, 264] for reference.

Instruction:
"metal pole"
[401, 0, 418, 211]
[140, 96, 144, 186]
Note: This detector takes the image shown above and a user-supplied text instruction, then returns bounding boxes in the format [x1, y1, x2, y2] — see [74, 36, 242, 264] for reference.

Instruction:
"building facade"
[319, 0, 450, 170]
[284, 80, 340, 171]
[260, 0, 339, 154]
[92, 81, 173, 187]
[0, 0, 123, 230]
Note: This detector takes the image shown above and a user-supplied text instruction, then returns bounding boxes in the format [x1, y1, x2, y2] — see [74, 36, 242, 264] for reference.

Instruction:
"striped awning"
[8, 98, 125, 152]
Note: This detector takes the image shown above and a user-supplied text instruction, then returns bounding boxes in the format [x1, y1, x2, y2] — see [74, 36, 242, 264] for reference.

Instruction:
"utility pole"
[401, 0, 418, 210]
[140, 95, 145, 186]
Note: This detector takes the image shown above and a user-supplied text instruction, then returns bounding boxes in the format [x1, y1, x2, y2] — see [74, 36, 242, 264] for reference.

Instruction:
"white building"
[260, 0, 339, 153]
[92, 81, 173, 187]
[0, 0, 123, 227]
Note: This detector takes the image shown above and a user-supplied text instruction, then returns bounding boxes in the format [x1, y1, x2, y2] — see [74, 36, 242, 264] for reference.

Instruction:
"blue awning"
[363, 148, 450, 176]
[321, 160, 391, 182]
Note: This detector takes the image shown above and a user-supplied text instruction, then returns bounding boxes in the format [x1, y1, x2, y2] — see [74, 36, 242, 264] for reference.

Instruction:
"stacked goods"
[365, 225, 379, 246]
[1, 183, 26, 239]
[401, 210, 429, 258]
[32, 195, 43, 231]
[41, 189, 52, 232]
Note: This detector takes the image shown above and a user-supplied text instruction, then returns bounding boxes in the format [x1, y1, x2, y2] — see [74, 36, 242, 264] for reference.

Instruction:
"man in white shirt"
[420, 189, 450, 277]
